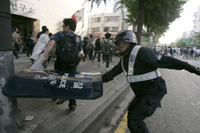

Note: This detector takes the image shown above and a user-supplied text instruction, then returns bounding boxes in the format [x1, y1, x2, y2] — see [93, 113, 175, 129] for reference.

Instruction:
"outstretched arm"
[102, 60, 123, 83]
[138, 47, 200, 75]
[41, 40, 55, 65]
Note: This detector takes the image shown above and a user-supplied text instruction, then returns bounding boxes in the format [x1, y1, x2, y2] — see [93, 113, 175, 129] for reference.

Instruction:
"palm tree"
[113, 0, 125, 30]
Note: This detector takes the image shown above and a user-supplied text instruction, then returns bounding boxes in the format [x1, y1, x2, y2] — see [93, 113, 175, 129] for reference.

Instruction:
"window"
[91, 27, 100, 32]
[104, 27, 119, 32]
[91, 17, 101, 23]
[104, 16, 120, 22]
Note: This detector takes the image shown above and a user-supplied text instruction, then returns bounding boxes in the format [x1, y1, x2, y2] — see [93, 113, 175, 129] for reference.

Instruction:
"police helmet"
[115, 30, 137, 44]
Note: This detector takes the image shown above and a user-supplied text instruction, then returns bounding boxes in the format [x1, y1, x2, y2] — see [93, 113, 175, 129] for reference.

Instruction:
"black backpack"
[57, 32, 79, 65]
[102, 39, 110, 55]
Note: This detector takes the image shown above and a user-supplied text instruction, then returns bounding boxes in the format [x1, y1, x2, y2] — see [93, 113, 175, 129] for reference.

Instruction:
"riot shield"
[2, 69, 102, 99]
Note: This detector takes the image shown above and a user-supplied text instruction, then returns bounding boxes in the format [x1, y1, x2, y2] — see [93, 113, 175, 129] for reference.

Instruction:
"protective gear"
[115, 30, 137, 44]
[121, 45, 161, 83]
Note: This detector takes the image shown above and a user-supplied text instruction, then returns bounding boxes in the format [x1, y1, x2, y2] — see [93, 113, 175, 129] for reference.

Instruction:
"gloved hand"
[194, 67, 200, 75]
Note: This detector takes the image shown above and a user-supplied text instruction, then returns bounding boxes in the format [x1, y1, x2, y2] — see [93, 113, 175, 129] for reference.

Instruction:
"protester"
[41, 18, 82, 111]
[36, 26, 47, 39]
[92, 38, 101, 62]
[82, 37, 88, 55]
[101, 32, 112, 70]
[30, 29, 49, 64]
[83, 35, 94, 62]
[12, 28, 20, 59]
[101, 30, 200, 133]
[17, 31, 23, 55]
[27, 31, 35, 57]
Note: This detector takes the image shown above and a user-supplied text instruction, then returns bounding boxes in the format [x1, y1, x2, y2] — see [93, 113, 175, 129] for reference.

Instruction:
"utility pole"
[0, 0, 18, 133]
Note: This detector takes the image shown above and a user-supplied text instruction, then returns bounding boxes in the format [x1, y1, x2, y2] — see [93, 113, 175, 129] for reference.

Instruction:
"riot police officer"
[102, 30, 200, 133]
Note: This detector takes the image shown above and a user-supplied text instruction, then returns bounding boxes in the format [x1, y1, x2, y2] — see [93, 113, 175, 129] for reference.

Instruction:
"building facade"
[87, 13, 122, 39]
[10, 0, 41, 50]
[10, 0, 89, 50]
[194, 5, 200, 33]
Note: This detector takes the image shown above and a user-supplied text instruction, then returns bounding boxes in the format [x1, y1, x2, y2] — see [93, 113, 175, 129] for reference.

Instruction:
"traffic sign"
[183, 38, 193, 43]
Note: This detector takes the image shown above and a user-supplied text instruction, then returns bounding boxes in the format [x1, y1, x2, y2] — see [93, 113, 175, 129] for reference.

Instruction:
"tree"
[113, 0, 126, 30]
[88, 0, 186, 45]
[175, 39, 186, 47]
[123, 0, 187, 44]
[170, 42, 176, 47]
[194, 32, 200, 46]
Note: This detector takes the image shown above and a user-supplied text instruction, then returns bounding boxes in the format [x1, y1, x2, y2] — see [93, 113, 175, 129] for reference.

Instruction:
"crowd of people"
[82, 33, 117, 70]
[13, 18, 118, 111]
[12, 26, 118, 70]
[155, 46, 200, 59]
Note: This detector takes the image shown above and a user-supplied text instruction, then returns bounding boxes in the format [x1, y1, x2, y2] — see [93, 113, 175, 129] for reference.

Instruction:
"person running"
[30, 29, 49, 64]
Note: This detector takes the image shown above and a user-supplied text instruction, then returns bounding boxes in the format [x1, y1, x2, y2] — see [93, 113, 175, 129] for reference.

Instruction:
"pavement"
[13, 54, 129, 133]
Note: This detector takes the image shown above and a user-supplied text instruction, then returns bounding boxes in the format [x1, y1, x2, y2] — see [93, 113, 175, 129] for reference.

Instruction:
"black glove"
[187, 64, 200, 75]
[194, 67, 200, 75]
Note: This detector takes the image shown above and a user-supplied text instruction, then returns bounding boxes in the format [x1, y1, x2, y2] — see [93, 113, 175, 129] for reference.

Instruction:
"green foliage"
[88, 0, 187, 44]
[175, 39, 186, 47]
[113, 0, 125, 13]
[124, 0, 187, 36]
[194, 32, 200, 45]
[170, 42, 176, 47]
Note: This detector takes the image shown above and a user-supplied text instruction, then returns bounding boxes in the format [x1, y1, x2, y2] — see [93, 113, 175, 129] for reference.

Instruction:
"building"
[182, 30, 193, 38]
[87, 12, 122, 39]
[10, 0, 40, 50]
[10, 0, 88, 50]
[194, 5, 200, 33]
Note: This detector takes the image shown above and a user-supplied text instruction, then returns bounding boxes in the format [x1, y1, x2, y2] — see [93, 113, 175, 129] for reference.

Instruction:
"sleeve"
[137, 47, 200, 75]
[51, 32, 61, 43]
[102, 60, 123, 82]
[40, 34, 49, 44]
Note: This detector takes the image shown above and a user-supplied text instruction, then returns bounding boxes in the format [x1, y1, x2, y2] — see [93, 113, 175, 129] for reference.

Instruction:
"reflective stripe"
[121, 45, 161, 83]
[121, 56, 126, 76]
[128, 45, 142, 75]
[127, 69, 161, 83]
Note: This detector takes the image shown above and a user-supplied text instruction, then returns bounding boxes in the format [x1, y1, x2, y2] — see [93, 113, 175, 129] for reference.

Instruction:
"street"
[13, 54, 200, 133]
[124, 57, 200, 133]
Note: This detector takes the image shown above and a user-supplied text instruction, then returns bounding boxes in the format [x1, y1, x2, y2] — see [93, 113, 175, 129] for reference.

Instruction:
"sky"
[74, 0, 200, 44]
[159, 0, 200, 44]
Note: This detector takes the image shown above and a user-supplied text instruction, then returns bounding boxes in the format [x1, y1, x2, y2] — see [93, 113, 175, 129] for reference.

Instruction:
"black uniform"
[102, 44, 200, 133]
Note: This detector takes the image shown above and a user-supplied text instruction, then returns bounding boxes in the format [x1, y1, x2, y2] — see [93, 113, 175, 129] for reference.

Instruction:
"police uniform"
[102, 30, 200, 133]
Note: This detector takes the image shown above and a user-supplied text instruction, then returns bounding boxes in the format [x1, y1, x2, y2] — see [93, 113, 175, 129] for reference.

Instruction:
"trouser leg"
[110, 50, 112, 62]
[83, 49, 89, 61]
[69, 99, 76, 106]
[98, 52, 101, 62]
[89, 49, 93, 60]
[105, 55, 109, 68]
[92, 52, 97, 60]
[13, 47, 18, 58]
[128, 97, 157, 133]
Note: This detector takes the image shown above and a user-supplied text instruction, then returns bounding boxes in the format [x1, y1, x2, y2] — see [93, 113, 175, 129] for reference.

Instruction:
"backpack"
[56, 32, 79, 65]
[102, 39, 110, 55]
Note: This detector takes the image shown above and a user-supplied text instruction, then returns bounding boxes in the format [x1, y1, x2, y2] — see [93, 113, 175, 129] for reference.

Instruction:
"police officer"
[102, 30, 200, 133]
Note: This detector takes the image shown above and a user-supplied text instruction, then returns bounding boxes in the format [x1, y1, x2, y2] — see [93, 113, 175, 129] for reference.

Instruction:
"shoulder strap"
[106, 39, 110, 44]
[121, 45, 142, 76]
[128, 45, 142, 75]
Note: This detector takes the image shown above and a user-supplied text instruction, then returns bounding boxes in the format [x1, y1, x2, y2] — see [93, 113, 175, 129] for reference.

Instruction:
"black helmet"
[115, 30, 137, 44]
